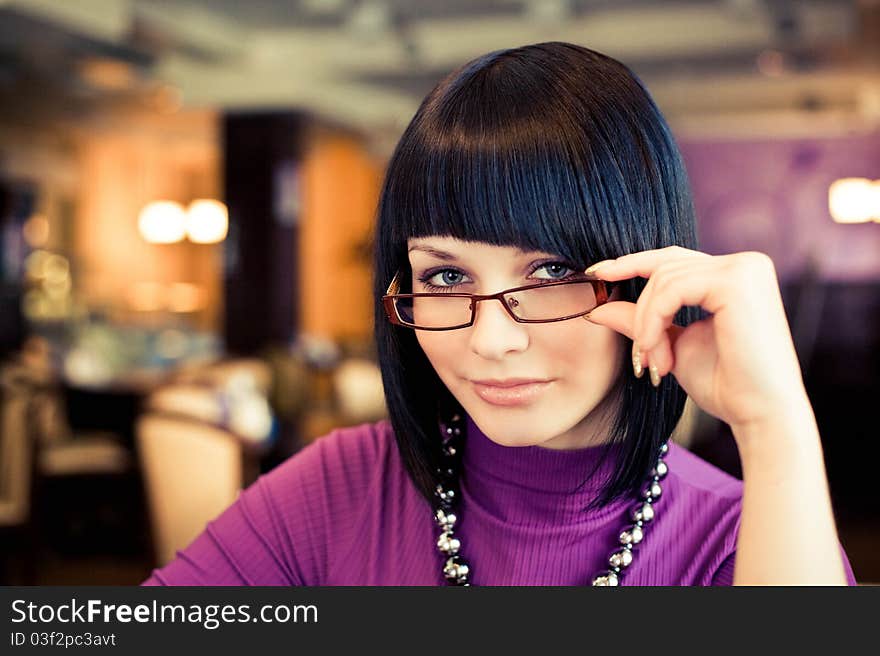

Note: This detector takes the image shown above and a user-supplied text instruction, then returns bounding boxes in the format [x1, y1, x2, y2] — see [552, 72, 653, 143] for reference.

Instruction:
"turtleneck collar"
[460, 413, 629, 525]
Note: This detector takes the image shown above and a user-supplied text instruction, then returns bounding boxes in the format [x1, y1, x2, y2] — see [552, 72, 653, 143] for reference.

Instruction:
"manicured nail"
[632, 342, 643, 378]
[649, 363, 661, 387]
[584, 262, 604, 276]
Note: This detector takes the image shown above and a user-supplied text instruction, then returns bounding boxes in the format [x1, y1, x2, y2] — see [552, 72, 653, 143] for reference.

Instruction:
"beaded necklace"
[433, 412, 669, 586]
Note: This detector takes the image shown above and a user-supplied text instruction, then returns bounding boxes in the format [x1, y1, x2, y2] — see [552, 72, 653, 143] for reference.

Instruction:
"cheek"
[536, 322, 624, 379]
[415, 332, 459, 372]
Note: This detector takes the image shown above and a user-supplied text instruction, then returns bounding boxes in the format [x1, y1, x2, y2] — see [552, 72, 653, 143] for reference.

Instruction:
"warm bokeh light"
[167, 282, 205, 313]
[138, 201, 187, 243]
[828, 178, 880, 224]
[22, 214, 50, 247]
[24, 249, 51, 279]
[128, 282, 167, 312]
[186, 199, 228, 244]
[44, 254, 70, 283]
[77, 57, 137, 91]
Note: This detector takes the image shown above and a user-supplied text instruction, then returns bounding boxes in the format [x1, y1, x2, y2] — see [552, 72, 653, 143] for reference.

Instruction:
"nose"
[467, 296, 529, 359]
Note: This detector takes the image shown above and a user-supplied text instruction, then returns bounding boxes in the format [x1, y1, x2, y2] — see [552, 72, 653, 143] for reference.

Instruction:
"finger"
[584, 300, 636, 340]
[587, 246, 710, 282]
[637, 264, 725, 353]
[634, 258, 709, 349]
[644, 328, 678, 383]
[589, 301, 682, 381]
[586, 301, 650, 381]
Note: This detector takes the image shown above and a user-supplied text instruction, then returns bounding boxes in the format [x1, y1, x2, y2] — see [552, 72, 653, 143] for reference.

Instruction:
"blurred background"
[0, 0, 877, 585]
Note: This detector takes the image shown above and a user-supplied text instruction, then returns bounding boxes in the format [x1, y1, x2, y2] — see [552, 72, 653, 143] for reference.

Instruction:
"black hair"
[372, 41, 702, 511]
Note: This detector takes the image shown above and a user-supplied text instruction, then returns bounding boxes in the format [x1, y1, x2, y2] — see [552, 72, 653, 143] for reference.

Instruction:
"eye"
[532, 262, 576, 280]
[417, 268, 470, 291]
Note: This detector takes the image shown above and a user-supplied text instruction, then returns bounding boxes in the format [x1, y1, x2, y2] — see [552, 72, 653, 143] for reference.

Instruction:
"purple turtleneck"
[142, 415, 858, 585]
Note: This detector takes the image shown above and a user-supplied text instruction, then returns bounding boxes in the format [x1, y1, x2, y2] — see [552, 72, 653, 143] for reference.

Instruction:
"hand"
[584, 246, 811, 435]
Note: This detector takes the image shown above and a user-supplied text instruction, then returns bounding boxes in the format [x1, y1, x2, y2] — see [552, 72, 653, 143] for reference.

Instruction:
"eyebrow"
[407, 245, 460, 261]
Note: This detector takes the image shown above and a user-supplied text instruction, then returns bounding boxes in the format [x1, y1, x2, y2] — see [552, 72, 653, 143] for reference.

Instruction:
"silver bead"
[608, 549, 634, 569]
[451, 414, 460, 422]
[630, 501, 655, 523]
[444, 557, 469, 582]
[435, 508, 457, 531]
[592, 571, 619, 586]
[652, 461, 668, 480]
[444, 445, 457, 457]
[435, 484, 456, 503]
[619, 525, 644, 545]
[437, 531, 461, 555]
[641, 481, 662, 500]
[446, 427, 453, 434]
[659, 442, 669, 455]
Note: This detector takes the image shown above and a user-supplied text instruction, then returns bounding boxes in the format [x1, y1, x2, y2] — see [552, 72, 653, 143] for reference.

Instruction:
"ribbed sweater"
[142, 414, 858, 585]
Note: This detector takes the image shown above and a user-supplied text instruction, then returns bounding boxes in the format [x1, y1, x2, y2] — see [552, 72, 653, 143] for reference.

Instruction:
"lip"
[471, 378, 552, 388]
[471, 379, 554, 406]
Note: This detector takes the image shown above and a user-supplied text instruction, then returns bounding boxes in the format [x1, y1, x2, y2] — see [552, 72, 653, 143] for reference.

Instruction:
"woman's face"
[407, 236, 627, 450]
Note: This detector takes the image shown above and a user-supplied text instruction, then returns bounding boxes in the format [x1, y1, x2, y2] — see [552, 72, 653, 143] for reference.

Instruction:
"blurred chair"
[136, 413, 243, 566]
[2, 345, 138, 562]
[332, 356, 387, 424]
[6, 339, 134, 477]
[135, 358, 274, 566]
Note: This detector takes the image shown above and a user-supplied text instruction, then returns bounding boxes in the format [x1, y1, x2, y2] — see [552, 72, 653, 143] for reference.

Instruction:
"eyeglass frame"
[382, 270, 616, 331]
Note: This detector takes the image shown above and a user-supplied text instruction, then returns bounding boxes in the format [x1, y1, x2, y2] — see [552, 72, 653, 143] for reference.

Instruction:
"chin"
[464, 405, 563, 447]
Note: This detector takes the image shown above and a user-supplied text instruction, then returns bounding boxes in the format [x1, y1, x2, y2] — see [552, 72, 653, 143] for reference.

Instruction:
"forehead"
[407, 237, 551, 260]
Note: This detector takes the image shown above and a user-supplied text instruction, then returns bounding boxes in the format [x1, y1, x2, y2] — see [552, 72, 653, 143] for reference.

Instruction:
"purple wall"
[679, 133, 880, 283]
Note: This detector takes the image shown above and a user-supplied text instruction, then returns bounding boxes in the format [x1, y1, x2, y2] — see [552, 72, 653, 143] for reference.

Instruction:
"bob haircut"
[372, 41, 702, 511]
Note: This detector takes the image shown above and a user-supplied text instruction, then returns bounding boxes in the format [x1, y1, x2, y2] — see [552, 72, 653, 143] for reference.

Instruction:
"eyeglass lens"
[393, 281, 598, 329]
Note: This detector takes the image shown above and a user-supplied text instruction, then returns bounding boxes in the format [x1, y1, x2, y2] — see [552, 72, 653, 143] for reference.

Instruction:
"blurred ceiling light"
[139, 201, 187, 244]
[828, 178, 880, 224]
[167, 282, 205, 313]
[23, 214, 50, 248]
[186, 199, 228, 243]
[77, 57, 137, 91]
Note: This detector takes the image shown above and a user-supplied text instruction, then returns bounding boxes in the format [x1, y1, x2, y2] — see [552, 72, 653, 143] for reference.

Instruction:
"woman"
[143, 42, 856, 586]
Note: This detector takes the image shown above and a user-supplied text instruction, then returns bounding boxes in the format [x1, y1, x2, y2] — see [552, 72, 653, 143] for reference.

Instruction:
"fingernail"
[584, 262, 604, 276]
[632, 342, 643, 378]
[649, 363, 661, 387]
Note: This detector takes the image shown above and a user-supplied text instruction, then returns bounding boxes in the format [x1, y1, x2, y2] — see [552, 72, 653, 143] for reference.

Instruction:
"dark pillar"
[222, 112, 306, 354]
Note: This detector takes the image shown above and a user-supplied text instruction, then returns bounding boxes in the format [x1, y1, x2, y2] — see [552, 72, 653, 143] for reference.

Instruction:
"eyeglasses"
[382, 270, 615, 331]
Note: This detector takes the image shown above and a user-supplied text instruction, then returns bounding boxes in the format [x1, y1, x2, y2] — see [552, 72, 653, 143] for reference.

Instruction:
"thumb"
[584, 300, 636, 340]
